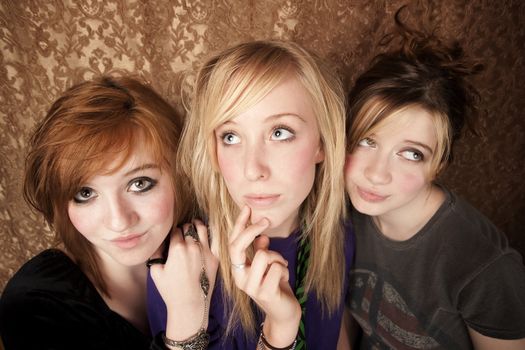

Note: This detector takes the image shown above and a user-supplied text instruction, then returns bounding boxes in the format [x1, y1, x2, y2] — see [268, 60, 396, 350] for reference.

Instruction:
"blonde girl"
[148, 41, 354, 350]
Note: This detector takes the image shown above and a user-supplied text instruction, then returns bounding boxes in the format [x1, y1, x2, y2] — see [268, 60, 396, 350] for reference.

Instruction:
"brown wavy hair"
[347, 7, 483, 175]
[23, 76, 190, 296]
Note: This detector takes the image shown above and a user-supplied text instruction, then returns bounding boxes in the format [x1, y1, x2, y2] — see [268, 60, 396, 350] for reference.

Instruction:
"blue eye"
[271, 127, 295, 141]
[222, 132, 240, 145]
[73, 187, 97, 203]
[128, 177, 157, 193]
[399, 150, 424, 162]
[358, 137, 375, 147]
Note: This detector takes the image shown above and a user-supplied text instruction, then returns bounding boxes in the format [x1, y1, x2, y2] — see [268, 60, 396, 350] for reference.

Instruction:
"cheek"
[217, 148, 241, 186]
[148, 190, 175, 227]
[67, 204, 97, 238]
[278, 143, 319, 177]
[344, 153, 363, 183]
[276, 145, 319, 202]
[397, 170, 428, 194]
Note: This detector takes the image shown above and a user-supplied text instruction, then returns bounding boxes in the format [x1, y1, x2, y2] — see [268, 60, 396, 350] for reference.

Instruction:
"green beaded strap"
[294, 237, 311, 350]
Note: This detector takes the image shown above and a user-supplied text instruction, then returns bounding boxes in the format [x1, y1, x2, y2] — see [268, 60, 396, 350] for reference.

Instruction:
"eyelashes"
[219, 125, 296, 145]
[72, 176, 158, 204]
[220, 131, 240, 145]
[270, 125, 295, 141]
[357, 137, 426, 162]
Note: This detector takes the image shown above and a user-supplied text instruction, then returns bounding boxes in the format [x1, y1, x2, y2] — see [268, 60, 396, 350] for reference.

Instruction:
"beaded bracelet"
[257, 322, 297, 350]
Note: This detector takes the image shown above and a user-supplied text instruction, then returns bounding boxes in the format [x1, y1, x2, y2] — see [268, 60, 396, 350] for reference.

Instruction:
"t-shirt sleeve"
[458, 251, 525, 339]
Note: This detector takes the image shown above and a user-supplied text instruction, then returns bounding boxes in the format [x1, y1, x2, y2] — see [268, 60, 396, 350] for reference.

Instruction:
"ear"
[315, 144, 325, 163]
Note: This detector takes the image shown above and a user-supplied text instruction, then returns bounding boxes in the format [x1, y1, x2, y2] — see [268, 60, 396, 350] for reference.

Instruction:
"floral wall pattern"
[1, 0, 524, 291]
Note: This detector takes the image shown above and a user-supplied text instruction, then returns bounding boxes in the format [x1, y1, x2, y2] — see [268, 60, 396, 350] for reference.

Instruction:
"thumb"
[253, 234, 270, 251]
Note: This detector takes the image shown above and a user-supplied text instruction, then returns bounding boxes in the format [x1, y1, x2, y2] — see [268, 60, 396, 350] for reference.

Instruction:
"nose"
[104, 196, 138, 233]
[244, 142, 270, 181]
[364, 154, 392, 185]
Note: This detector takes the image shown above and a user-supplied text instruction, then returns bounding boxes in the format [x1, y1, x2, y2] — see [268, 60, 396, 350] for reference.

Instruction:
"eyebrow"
[124, 163, 160, 177]
[223, 112, 306, 125]
[405, 140, 434, 154]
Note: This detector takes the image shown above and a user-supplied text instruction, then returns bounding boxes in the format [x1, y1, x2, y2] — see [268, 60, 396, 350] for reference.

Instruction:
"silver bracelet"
[162, 328, 209, 350]
[257, 322, 297, 350]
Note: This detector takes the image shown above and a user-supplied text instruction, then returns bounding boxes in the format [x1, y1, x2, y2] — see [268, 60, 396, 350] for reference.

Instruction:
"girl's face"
[215, 77, 324, 237]
[345, 106, 438, 221]
[68, 141, 174, 267]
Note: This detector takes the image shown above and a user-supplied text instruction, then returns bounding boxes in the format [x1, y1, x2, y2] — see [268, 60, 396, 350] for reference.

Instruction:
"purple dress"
[147, 223, 355, 349]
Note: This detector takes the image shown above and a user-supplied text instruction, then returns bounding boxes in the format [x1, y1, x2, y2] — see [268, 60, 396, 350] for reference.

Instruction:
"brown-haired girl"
[345, 16, 525, 350]
[0, 76, 218, 349]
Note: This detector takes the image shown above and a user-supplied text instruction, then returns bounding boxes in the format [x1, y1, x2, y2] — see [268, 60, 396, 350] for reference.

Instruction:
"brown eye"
[128, 177, 157, 193]
[73, 187, 96, 203]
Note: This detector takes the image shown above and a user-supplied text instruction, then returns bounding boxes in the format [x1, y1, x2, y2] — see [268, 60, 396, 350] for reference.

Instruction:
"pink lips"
[111, 233, 145, 249]
[357, 187, 388, 203]
[244, 194, 280, 208]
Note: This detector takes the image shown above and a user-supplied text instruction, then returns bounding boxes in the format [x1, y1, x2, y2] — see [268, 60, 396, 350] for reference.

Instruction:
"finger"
[148, 227, 181, 273]
[193, 219, 210, 248]
[245, 250, 288, 293]
[253, 234, 270, 252]
[256, 261, 290, 303]
[164, 226, 184, 264]
[266, 262, 290, 289]
[229, 205, 251, 244]
[229, 218, 270, 266]
[181, 223, 198, 243]
[149, 230, 181, 279]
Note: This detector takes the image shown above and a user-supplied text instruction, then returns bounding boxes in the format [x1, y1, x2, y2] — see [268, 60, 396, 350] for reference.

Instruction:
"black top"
[0, 249, 165, 350]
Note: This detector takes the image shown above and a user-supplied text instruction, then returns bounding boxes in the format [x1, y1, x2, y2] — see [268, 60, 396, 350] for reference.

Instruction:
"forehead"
[81, 134, 163, 181]
[226, 77, 315, 125]
[374, 106, 438, 149]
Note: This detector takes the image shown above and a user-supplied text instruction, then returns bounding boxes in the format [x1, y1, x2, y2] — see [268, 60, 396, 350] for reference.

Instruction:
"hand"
[229, 206, 301, 346]
[150, 220, 218, 340]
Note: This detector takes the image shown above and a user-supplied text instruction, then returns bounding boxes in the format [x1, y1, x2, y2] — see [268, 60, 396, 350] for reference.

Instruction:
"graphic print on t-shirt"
[348, 268, 452, 349]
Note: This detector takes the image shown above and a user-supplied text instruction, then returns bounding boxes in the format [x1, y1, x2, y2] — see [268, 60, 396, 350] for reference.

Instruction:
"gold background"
[1, 0, 524, 291]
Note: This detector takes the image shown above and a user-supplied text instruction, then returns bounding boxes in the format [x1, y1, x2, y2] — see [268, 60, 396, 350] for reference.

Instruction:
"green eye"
[358, 137, 375, 147]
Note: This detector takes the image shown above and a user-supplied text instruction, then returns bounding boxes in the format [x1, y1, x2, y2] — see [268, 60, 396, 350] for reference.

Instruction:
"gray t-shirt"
[347, 187, 525, 349]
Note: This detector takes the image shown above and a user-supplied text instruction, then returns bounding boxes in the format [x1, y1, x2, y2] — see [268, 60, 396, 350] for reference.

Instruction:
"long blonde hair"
[180, 41, 346, 334]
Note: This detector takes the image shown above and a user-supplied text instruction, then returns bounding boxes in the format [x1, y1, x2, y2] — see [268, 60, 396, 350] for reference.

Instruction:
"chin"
[351, 197, 378, 216]
[249, 210, 274, 227]
[114, 253, 149, 267]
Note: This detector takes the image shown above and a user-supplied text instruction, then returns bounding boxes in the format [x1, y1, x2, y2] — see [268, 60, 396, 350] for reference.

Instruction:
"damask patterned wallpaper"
[0, 0, 524, 291]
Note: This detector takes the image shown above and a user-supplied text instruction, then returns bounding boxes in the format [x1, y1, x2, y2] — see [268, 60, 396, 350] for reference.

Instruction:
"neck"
[374, 184, 444, 241]
[263, 217, 300, 238]
[96, 254, 149, 334]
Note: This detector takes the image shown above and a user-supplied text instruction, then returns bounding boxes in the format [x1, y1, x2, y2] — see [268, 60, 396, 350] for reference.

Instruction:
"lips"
[356, 187, 389, 203]
[111, 233, 145, 249]
[243, 194, 280, 208]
